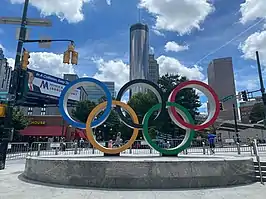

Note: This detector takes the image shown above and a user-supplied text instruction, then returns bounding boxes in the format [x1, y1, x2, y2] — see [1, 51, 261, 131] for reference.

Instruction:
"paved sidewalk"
[0, 160, 265, 199]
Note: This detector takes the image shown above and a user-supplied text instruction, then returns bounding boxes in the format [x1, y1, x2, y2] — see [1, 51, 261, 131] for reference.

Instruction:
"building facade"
[129, 23, 149, 96]
[84, 81, 115, 103]
[239, 97, 262, 124]
[207, 57, 238, 120]
[148, 54, 159, 85]
[0, 48, 12, 94]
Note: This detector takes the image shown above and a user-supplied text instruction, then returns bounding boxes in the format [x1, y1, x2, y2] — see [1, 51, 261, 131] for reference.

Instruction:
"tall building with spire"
[129, 23, 149, 97]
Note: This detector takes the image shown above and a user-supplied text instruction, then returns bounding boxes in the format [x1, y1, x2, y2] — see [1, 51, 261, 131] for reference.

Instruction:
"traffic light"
[0, 104, 6, 117]
[63, 43, 78, 65]
[63, 51, 70, 64]
[219, 102, 224, 111]
[241, 91, 248, 101]
[21, 49, 30, 70]
[71, 51, 78, 65]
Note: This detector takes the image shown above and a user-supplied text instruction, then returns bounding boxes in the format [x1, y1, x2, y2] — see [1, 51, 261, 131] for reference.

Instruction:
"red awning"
[20, 126, 65, 136]
[74, 129, 88, 140]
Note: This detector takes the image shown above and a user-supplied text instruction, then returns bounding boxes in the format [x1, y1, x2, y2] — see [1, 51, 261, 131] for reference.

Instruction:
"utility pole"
[256, 51, 266, 128]
[0, 0, 51, 170]
[232, 103, 240, 143]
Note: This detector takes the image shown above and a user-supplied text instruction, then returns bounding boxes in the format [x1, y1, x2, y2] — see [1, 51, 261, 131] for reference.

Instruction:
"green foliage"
[72, 100, 96, 123]
[72, 74, 201, 141]
[249, 103, 264, 123]
[12, 108, 30, 130]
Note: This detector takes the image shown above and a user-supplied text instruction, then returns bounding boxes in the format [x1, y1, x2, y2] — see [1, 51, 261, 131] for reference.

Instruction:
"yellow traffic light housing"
[21, 50, 30, 70]
[71, 51, 78, 65]
[68, 44, 75, 52]
[63, 51, 70, 64]
[0, 104, 6, 117]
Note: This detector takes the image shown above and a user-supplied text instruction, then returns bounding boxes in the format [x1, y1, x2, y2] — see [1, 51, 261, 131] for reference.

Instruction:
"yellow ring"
[86, 100, 139, 154]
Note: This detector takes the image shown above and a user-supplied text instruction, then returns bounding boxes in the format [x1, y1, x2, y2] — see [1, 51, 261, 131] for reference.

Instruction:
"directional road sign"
[221, 94, 235, 102]
[0, 17, 52, 27]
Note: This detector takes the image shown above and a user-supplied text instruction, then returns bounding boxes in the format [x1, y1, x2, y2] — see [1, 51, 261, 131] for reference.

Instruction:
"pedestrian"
[208, 134, 216, 154]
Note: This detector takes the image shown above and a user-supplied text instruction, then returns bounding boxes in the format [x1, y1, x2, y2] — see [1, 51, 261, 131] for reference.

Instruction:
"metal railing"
[5, 139, 266, 161]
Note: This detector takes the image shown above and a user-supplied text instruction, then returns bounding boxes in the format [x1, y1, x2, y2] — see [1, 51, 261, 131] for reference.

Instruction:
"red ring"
[169, 80, 220, 130]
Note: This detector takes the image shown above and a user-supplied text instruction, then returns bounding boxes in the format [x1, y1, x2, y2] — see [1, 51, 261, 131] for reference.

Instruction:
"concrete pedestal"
[23, 155, 256, 189]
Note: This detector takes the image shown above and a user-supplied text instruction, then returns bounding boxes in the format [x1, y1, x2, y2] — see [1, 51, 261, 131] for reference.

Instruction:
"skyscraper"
[84, 81, 115, 103]
[148, 54, 159, 85]
[207, 57, 238, 120]
[129, 23, 149, 96]
[0, 48, 12, 93]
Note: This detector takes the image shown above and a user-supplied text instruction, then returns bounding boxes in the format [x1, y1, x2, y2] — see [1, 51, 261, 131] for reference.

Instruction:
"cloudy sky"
[0, 0, 266, 113]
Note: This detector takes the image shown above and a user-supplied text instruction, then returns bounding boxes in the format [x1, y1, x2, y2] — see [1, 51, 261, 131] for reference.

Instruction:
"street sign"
[38, 36, 52, 48]
[0, 17, 52, 27]
[0, 92, 10, 102]
[221, 94, 235, 102]
[16, 27, 30, 40]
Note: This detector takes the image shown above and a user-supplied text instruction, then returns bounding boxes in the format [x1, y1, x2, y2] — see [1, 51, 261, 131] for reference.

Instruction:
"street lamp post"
[256, 51, 266, 128]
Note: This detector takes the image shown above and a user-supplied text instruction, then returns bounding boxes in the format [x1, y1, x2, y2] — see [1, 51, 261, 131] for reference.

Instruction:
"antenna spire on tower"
[138, 8, 141, 23]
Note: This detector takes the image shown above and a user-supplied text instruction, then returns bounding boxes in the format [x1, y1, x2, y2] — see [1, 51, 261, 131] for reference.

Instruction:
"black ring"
[115, 79, 166, 129]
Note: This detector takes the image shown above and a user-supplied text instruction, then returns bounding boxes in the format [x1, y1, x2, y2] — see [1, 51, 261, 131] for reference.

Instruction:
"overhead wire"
[194, 18, 265, 65]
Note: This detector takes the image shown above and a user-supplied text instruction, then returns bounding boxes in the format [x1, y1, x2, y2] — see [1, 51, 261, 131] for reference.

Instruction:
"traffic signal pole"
[0, 0, 29, 170]
[256, 51, 266, 128]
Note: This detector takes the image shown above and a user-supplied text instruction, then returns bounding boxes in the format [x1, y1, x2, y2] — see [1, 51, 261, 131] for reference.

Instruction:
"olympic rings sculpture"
[59, 78, 220, 155]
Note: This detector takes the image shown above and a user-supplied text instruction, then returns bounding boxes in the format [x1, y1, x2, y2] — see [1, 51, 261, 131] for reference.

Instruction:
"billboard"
[26, 69, 81, 102]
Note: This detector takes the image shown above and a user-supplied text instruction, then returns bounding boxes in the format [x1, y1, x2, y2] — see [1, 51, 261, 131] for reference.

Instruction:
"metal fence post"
[74, 143, 78, 155]
[202, 142, 206, 155]
[55, 147, 58, 155]
[37, 143, 41, 156]
[236, 142, 241, 155]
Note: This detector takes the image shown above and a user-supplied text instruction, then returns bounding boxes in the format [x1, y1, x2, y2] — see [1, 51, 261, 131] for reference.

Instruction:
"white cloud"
[139, 0, 214, 35]
[5, 52, 74, 77]
[28, 52, 75, 77]
[165, 41, 189, 52]
[239, 30, 266, 66]
[199, 102, 207, 113]
[91, 56, 205, 93]
[157, 55, 205, 80]
[10, 0, 91, 23]
[240, 0, 266, 24]
[7, 58, 15, 69]
[106, 0, 111, 5]
[237, 79, 258, 90]
[92, 58, 129, 90]
[152, 28, 165, 37]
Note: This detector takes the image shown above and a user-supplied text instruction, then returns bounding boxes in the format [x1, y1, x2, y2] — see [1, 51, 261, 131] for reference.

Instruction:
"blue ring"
[59, 77, 112, 129]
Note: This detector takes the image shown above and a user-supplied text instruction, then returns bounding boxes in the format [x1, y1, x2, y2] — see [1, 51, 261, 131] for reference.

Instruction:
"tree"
[0, 108, 30, 140]
[158, 74, 201, 119]
[12, 108, 30, 131]
[249, 103, 264, 123]
[72, 100, 96, 123]
[72, 98, 121, 140]
[126, 74, 201, 138]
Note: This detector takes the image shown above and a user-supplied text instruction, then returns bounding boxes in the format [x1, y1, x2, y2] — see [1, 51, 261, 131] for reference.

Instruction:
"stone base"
[23, 155, 256, 189]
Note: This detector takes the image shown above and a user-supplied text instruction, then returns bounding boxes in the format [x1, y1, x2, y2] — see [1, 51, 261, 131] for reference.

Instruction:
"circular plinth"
[23, 155, 255, 189]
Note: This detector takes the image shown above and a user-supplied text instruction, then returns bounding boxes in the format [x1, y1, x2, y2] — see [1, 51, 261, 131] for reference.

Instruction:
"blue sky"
[1, 0, 266, 113]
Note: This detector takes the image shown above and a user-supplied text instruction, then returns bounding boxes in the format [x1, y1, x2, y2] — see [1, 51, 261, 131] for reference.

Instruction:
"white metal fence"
[5, 140, 266, 161]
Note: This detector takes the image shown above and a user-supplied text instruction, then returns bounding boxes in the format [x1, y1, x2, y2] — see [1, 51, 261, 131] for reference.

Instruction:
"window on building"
[28, 107, 33, 115]
[41, 107, 46, 115]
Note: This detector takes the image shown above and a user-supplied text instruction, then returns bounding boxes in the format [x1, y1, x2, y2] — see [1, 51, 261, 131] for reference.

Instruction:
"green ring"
[142, 102, 195, 155]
